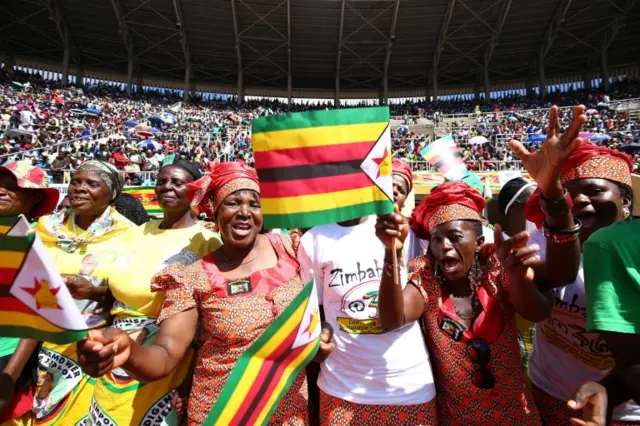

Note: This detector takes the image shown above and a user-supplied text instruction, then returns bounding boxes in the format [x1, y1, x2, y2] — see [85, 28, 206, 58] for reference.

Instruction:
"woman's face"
[155, 166, 193, 214]
[0, 170, 44, 218]
[392, 174, 409, 210]
[565, 178, 631, 242]
[429, 220, 484, 282]
[216, 190, 262, 247]
[68, 170, 112, 218]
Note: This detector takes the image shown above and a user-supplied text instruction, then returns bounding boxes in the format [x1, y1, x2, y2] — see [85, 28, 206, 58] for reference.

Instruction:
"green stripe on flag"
[0, 325, 87, 344]
[252, 107, 389, 134]
[0, 217, 19, 227]
[0, 234, 34, 252]
[262, 200, 393, 230]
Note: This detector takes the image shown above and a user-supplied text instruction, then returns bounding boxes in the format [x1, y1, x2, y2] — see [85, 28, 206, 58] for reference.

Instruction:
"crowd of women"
[0, 104, 638, 426]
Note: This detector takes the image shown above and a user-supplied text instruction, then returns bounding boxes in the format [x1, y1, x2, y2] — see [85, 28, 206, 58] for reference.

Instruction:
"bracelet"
[383, 262, 401, 279]
[542, 217, 582, 235]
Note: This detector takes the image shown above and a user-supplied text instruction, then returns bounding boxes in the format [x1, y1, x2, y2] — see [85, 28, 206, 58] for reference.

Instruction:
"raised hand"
[62, 275, 96, 300]
[76, 328, 132, 377]
[375, 205, 409, 252]
[568, 382, 607, 426]
[494, 225, 540, 283]
[509, 105, 586, 197]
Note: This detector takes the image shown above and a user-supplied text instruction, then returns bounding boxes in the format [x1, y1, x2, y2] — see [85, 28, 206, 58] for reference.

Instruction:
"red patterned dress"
[410, 245, 542, 426]
[151, 233, 309, 426]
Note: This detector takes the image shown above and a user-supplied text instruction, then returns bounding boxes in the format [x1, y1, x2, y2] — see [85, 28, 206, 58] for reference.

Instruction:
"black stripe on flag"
[432, 152, 464, 171]
[257, 160, 362, 183]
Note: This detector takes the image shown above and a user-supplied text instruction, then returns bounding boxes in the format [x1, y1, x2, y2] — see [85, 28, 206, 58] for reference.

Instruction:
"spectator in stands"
[50, 151, 70, 183]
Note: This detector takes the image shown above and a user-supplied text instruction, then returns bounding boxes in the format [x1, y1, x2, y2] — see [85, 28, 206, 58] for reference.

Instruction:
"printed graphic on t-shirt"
[337, 280, 384, 334]
[161, 249, 199, 268]
[542, 295, 614, 370]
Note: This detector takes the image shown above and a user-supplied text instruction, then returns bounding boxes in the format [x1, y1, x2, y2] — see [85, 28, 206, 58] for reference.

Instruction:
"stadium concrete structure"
[2, 0, 640, 103]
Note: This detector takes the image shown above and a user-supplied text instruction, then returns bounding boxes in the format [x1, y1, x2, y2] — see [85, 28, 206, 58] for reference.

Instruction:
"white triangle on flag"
[9, 236, 87, 331]
[360, 124, 393, 201]
[6, 215, 30, 236]
[291, 279, 321, 350]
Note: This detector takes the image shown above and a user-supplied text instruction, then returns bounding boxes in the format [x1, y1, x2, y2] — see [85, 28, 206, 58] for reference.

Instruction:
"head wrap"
[188, 162, 260, 218]
[410, 181, 485, 235]
[560, 141, 632, 187]
[392, 158, 413, 192]
[160, 158, 203, 180]
[76, 160, 124, 200]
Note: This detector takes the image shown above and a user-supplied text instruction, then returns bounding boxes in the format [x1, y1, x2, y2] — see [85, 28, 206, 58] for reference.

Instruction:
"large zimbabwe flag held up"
[252, 107, 394, 229]
[203, 279, 320, 426]
[123, 186, 162, 215]
[0, 232, 88, 343]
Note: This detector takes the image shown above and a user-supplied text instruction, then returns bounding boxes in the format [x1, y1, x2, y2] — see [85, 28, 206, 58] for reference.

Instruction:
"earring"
[471, 252, 480, 279]
[623, 207, 631, 220]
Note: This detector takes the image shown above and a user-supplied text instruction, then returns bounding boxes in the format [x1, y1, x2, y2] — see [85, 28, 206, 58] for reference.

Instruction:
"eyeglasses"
[467, 338, 495, 389]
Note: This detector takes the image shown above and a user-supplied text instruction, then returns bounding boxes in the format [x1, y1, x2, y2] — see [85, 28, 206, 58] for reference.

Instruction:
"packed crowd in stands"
[2, 66, 640, 184]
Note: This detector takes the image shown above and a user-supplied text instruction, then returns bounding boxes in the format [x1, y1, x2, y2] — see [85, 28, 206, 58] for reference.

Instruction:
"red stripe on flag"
[0, 268, 18, 285]
[0, 296, 33, 315]
[254, 141, 374, 169]
[260, 172, 373, 198]
[232, 326, 302, 426]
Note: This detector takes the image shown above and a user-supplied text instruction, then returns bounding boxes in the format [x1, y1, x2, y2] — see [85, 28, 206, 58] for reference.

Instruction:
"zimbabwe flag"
[0, 233, 87, 343]
[203, 279, 320, 426]
[123, 186, 162, 215]
[420, 135, 468, 181]
[252, 107, 394, 229]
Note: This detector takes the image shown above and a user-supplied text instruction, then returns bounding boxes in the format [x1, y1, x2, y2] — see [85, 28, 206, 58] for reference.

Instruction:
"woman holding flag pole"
[76, 162, 333, 426]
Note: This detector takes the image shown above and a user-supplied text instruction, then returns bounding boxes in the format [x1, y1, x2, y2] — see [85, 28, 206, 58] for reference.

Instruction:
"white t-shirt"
[298, 217, 436, 405]
[527, 230, 640, 421]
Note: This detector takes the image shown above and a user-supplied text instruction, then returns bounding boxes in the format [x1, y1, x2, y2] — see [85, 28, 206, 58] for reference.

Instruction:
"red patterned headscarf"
[560, 141, 632, 187]
[410, 181, 485, 234]
[392, 158, 413, 192]
[188, 162, 260, 218]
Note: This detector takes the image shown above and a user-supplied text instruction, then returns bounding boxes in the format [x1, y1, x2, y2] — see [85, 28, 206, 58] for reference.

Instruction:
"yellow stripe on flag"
[0, 251, 27, 268]
[261, 186, 389, 215]
[255, 339, 318, 425]
[252, 122, 387, 152]
[0, 225, 12, 234]
[0, 312, 66, 333]
[213, 300, 307, 425]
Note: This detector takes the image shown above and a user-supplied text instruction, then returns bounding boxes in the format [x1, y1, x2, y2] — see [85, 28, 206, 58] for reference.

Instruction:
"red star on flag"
[303, 309, 319, 338]
[22, 278, 62, 310]
[372, 148, 390, 179]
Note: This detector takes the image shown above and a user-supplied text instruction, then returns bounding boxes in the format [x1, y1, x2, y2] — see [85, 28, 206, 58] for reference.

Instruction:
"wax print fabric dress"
[151, 233, 309, 426]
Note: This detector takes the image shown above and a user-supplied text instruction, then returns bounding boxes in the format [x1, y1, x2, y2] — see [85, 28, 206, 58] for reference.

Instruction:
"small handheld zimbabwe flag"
[252, 106, 394, 229]
[203, 279, 320, 426]
[123, 186, 162, 215]
[420, 135, 468, 181]
[0, 232, 88, 343]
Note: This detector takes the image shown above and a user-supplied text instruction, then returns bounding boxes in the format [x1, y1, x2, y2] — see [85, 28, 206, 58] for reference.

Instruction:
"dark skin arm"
[509, 105, 586, 290]
[0, 338, 39, 415]
[375, 208, 426, 332]
[62, 275, 109, 302]
[77, 308, 198, 382]
[597, 332, 640, 416]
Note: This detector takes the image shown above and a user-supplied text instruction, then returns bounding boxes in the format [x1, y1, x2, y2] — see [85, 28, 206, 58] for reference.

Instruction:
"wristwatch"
[540, 192, 570, 217]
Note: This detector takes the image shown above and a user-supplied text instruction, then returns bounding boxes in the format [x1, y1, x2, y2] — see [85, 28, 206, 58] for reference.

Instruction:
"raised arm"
[77, 308, 197, 382]
[509, 105, 585, 290]
[375, 208, 425, 331]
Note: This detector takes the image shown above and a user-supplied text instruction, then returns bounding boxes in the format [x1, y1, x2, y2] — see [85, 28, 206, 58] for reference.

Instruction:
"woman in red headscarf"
[375, 106, 588, 425]
[75, 162, 334, 426]
[520, 138, 640, 425]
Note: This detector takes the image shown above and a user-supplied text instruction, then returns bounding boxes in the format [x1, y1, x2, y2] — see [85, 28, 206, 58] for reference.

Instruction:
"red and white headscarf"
[188, 162, 260, 218]
[392, 158, 413, 193]
[410, 181, 485, 235]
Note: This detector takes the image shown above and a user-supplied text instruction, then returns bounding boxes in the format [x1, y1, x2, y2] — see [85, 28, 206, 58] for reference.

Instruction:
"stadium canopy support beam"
[538, 51, 547, 97]
[46, 0, 71, 85]
[381, 0, 401, 106]
[600, 40, 609, 92]
[483, 0, 512, 100]
[334, 0, 346, 108]
[287, 0, 292, 108]
[172, 0, 191, 102]
[110, 0, 135, 94]
[431, 0, 456, 101]
[538, 0, 573, 65]
[583, 72, 591, 91]
[3, 53, 15, 72]
[231, 0, 244, 104]
[76, 66, 84, 86]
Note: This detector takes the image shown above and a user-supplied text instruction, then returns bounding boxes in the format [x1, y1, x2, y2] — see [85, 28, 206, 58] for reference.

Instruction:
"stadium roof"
[2, 0, 640, 94]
